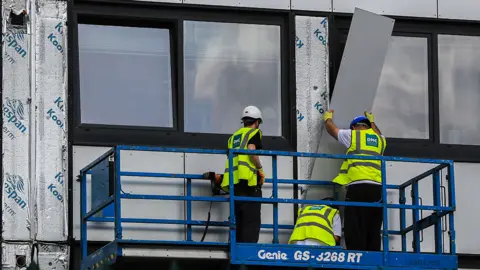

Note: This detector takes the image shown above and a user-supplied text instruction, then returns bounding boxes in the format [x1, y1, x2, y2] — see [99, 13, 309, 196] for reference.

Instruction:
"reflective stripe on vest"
[224, 161, 257, 174]
[295, 208, 335, 237]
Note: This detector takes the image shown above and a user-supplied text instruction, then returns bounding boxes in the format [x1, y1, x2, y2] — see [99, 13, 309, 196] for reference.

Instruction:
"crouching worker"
[289, 198, 342, 246]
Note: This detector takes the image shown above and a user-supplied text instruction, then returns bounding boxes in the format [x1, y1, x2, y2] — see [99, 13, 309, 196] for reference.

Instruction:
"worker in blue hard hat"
[289, 197, 342, 247]
[322, 110, 386, 252]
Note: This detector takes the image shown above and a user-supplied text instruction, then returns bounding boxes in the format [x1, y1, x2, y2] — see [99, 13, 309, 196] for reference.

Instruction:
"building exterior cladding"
[1, 0, 480, 269]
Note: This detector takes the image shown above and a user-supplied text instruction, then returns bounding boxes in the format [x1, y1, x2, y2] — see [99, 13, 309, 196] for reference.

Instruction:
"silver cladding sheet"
[2, 2, 32, 240]
[37, 243, 70, 269]
[35, 7, 68, 241]
[294, 16, 330, 200]
[308, 9, 395, 201]
[1, 243, 31, 269]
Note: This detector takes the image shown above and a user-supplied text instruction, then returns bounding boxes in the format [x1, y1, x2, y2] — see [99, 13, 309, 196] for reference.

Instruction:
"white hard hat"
[242, 105, 263, 123]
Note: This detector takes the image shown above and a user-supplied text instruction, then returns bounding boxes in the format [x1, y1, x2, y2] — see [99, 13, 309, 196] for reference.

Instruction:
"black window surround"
[327, 14, 480, 162]
[68, 1, 296, 151]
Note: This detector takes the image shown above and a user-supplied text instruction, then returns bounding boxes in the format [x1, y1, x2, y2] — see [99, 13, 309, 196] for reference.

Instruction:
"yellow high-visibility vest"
[289, 205, 338, 246]
[221, 127, 262, 191]
[332, 129, 386, 186]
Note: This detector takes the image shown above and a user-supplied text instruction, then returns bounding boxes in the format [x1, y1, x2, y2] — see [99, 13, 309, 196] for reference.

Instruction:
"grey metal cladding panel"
[291, 0, 332, 12]
[183, 0, 290, 10]
[330, 8, 395, 126]
[438, 0, 480, 21]
[333, 0, 438, 19]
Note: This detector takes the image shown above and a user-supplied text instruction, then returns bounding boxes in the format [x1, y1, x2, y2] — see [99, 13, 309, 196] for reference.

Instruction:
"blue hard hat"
[350, 116, 370, 128]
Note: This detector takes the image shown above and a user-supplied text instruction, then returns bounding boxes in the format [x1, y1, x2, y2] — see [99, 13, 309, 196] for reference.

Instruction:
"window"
[78, 24, 174, 128]
[372, 36, 429, 139]
[438, 35, 480, 145]
[183, 21, 282, 136]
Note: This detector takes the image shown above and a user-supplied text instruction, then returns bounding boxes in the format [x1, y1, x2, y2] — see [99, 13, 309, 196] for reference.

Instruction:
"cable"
[200, 201, 213, 242]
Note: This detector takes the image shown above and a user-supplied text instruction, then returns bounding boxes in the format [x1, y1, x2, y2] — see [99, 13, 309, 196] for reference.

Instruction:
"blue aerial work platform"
[79, 145, 457, 270]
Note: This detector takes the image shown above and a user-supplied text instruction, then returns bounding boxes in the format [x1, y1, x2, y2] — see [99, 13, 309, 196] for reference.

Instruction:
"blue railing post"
[381, 160, 389, 265]
[448, 162, 456, 255]
[186, 177, 192, 241]
[228, 150, 236, 262]
[399, 186, 407, 252]
[432, 170, 443, 254]
[114, 147, 123, 241]
[412, 177, 421, 252]
[80, 173, 88, 259]
[272, 155, 279, 244]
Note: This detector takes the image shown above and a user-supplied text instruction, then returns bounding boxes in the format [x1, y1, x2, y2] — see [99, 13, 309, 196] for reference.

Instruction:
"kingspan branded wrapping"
[2, 0, 70, 267]
[35, 0, 68, 242]
[2, 0, 32, 242]
[294, 16, 331, 200]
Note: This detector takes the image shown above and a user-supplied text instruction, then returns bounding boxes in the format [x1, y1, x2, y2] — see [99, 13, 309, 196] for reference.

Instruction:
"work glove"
[257, 167, 265, 186]
[364, 111, 374, 123]
[323, 109, 334, 122]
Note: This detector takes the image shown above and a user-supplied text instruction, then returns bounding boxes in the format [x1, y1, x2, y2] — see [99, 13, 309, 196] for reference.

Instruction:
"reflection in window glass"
[78, 24, 173, 127]
[438, 35, 480, 145]
[183, 21, 282, 136]
[372, 36, 429, 139]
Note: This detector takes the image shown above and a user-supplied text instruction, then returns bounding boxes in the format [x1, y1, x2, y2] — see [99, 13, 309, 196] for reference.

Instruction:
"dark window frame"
[327, 14, 480, 162]
[75, 17, 178, 131]
[69, 1, 296, 151]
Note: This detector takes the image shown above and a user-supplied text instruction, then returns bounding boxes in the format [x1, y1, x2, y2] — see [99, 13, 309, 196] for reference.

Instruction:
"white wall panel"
[73, 146, 186, 241]
[183, 0, 290, 10]
[333, 0, 438, 18]
[438, 0, 480, 21]
[451, 162, 480, 254]
[384, 162, 451, 253]
[291, 0, 332, 12]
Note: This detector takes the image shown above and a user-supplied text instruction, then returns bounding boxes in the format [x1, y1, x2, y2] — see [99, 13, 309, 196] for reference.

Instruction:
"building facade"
[2, 0, 480, 269]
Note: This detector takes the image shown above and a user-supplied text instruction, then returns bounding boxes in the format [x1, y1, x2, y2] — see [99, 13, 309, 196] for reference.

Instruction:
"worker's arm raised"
[323, 110, 340, 140]
[365, 111, 383, 136]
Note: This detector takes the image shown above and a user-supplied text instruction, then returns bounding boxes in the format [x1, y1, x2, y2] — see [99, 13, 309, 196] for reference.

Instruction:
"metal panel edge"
[183, 0, 290, 10]
[332, 0, 438, 19]
[438, 0, 480, 21]
[291, 0, 332, 12]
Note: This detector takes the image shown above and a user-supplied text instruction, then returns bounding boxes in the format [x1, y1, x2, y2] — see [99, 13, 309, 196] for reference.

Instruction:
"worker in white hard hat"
[221, 105, 266, 243]
[322, 110, 386, 252]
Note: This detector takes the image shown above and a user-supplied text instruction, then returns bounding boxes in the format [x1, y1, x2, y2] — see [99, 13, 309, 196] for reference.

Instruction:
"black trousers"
[344, 183, 383, 251]
[234, 181, 262, 243]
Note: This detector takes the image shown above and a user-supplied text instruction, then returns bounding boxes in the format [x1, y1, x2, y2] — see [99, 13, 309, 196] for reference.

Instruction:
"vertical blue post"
[399, 187, 406, 252]
[228, 150, 236, 262]
[447, 162, 456, 255]
[114, 148, 123, 241]
[80, 173, 88, 259]
[381, 160, 389, 265]
[272, 155, 279, 244]
[432, 170, 442, 254]
[186, 178, 192, 241]
[412, 177, 420, 253]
